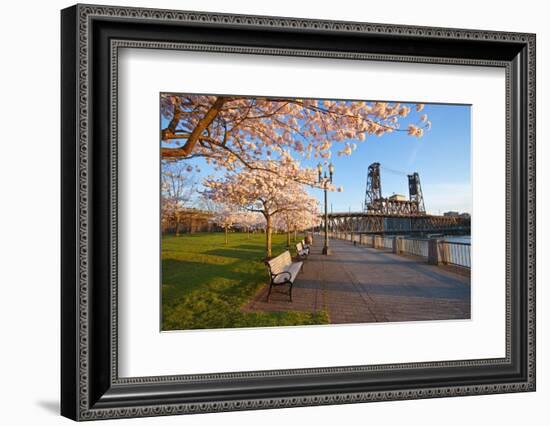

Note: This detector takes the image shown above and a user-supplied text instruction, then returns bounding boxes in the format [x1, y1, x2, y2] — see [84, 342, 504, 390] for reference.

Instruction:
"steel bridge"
[321, 162, 470, 235]
[324, 212, 470, 235]
[364, 162, 426, 216]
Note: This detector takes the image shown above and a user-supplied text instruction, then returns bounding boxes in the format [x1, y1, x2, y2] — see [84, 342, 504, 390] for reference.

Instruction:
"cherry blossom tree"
[161, 95, 430, 182]
[293, 206, 322, 241]
[274, 202, 321, 247]
[211, 205, 241, 245]
[233, 211, 264, 239]
[203, 160, 320, 257]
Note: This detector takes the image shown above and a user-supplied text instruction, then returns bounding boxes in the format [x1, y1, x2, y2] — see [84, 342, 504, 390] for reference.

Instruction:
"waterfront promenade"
[243, 237, 470, 324]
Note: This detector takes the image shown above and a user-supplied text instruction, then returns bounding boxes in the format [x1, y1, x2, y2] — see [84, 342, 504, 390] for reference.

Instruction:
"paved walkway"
[242, 237, 470, 324]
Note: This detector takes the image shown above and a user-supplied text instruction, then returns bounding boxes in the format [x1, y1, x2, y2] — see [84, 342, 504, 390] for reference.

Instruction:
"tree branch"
[161, 96, 228, 157]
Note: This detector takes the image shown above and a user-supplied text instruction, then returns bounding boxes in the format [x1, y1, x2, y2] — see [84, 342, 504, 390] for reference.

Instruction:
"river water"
[443, 235, 471, 244]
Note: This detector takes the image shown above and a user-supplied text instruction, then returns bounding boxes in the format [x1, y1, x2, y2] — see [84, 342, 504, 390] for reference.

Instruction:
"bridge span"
[323, 212, 470, 235]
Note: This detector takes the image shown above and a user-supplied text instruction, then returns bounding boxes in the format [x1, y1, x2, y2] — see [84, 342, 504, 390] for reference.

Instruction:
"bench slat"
[267, 251, 292, 274]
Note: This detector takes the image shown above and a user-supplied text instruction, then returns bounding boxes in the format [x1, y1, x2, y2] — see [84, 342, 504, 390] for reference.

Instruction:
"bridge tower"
[364, 162, 382, 212]
[408, 172, 426, 214]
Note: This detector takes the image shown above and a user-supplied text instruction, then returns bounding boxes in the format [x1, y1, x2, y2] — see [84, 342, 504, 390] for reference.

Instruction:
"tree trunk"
[294, 229, 297, 242]
[265, 216, 273, 258]
[287, 228, 291, 247]
[225, 226, 228, 245]
[175, 216, 180, 237]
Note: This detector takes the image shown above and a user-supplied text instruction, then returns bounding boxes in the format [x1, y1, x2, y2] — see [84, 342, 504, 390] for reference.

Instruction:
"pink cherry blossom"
[161, 95, 430, 182]
[203, 159, 320, 257]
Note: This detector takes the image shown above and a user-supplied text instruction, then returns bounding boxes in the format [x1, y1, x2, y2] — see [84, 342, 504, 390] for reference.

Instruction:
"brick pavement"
[242, 237, 470, 324]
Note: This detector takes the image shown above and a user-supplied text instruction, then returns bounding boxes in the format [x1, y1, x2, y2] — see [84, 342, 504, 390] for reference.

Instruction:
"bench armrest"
[271, 271, 292, 282]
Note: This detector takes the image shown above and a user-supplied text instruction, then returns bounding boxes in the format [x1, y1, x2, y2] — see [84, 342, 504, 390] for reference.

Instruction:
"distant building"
[162, 208, 214, 234]
[443, 211, 471, 219]
[388, 194, 407, 202]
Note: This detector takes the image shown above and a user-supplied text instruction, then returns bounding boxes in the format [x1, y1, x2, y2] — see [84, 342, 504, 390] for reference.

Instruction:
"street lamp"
[318, 162, 334, 255]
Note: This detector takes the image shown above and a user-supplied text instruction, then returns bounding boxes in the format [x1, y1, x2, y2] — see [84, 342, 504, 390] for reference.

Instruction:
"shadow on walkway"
[242, 237, 470, 324]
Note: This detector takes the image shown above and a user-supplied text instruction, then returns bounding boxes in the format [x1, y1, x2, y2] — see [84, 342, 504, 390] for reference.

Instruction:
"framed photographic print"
[61, 4, 536, 421]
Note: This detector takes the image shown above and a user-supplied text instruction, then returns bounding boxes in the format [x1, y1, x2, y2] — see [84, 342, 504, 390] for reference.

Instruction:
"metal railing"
[328, 232, 470, 270]
[361, 234, 374, 246]
[441, 241, 471, 268]
[381, 237, 394, 250]
[402, 238, 429, 258]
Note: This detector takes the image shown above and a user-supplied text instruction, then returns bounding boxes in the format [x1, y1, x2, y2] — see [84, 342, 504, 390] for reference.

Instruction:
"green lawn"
[161, 232, 329, 331]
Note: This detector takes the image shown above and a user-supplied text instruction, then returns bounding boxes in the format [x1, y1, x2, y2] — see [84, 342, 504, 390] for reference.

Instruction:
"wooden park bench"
[296, 241, 309, 258]
[265, 251, 303, 302]
[301, 239, 311, 251]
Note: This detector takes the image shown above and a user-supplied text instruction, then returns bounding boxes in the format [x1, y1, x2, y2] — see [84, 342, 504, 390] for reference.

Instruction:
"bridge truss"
[364, 162, 426, 216]
[324, 212, 470, 235]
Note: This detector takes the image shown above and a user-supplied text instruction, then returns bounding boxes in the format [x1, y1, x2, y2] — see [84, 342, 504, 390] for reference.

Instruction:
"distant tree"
[203, 160, 320, 257]
[161, 162, 197, 235]
[233, 211, 264, 239]
[211, 206, 241, 245]
[274, 203, 321, 247]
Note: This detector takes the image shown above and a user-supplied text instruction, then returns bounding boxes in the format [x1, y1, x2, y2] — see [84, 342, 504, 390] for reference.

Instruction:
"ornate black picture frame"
[61, 4, 536, 421]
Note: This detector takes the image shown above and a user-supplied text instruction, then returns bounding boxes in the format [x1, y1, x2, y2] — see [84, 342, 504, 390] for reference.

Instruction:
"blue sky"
[161, 101, 471, 215]
[302, 103, 472, 214]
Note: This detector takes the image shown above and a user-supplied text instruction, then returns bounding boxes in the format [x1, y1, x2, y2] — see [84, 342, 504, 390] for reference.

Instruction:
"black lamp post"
[317, 162, 334, 255]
